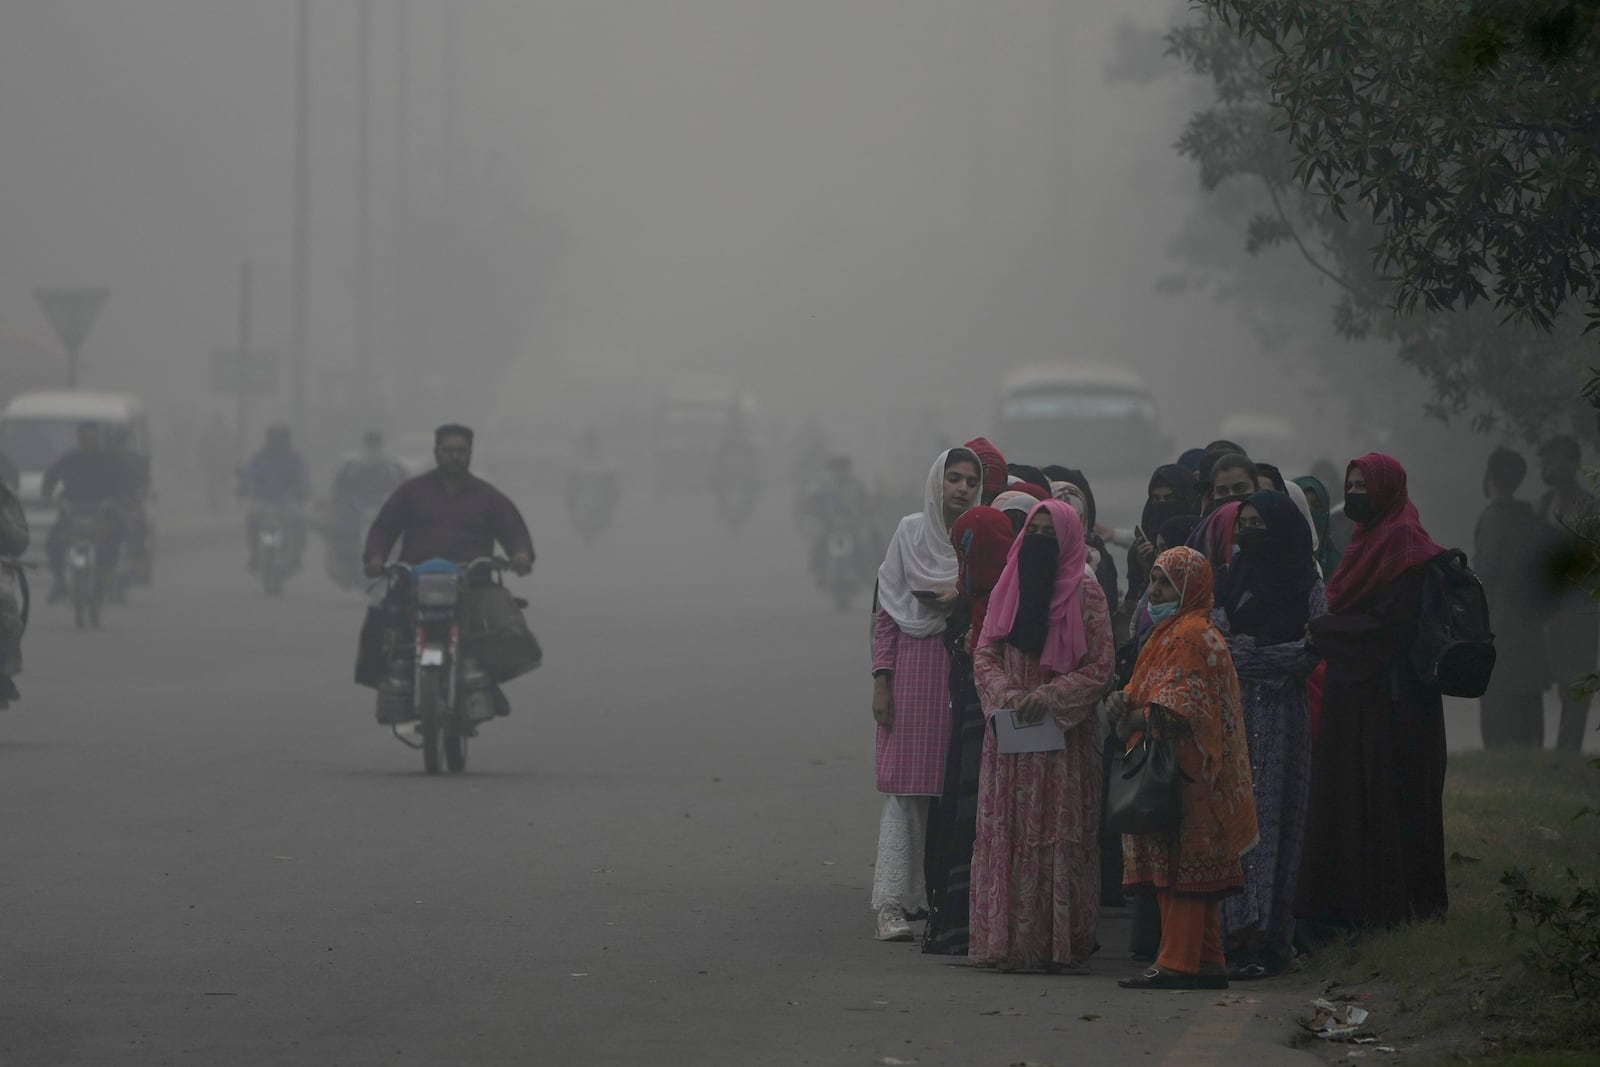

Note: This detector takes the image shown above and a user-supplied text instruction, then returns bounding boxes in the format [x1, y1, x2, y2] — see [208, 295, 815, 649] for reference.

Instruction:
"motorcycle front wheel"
[417, 670, 445, 776]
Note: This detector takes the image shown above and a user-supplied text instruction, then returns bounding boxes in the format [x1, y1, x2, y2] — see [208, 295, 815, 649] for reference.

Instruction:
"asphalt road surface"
[0, 496, 1372, 1065]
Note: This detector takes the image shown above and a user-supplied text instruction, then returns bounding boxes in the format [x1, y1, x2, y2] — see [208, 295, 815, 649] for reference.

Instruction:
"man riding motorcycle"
[355, 424, 536, 715]
[798, 454, 876, 579]
[238, 423, 312, 571]
[40, 422, 136, 603]
[0, 477, 27, 707]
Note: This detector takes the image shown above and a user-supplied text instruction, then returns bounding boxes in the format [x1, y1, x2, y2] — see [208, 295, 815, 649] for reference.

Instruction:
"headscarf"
[1133, 513, 1204, 639]
[1282, 481, 1320, 552]
[1125, 547, 1257, 859]
[1007, 463, 1051, 492]
[1177, 448, 1208, 473]
[964, 437, 1008, 504]
[1052, 483, 1104, 574]
[1293, 474, 1343, 575]
[1056, 468, 1098, 530]
[1255, 462, 1288, 492]
[1324, 453, 1443, 613]
[979, 500, 1090, 676]
[1141, 464, 1199, 539]
[1008, 481, 1050, 502]
[877, 448, 976, 638]
[951, 506, 1016, 644]
[1188, 500, 1240, 570]
[1222, 490, 1318, 644]
[993, 490, 1037, 533]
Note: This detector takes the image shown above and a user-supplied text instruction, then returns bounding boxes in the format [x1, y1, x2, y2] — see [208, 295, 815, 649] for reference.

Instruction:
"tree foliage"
[1168, 3, 1600, 439]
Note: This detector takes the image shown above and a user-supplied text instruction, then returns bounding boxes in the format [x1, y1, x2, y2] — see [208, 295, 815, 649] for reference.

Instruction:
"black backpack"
[1411, 549, 1497, 698]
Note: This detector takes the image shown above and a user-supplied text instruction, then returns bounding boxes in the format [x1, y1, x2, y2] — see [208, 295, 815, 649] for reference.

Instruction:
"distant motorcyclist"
[238, 423, 312, 571]
[0, 446, 18, 493]
[800, 454, 875, 577]
[332, 430, 407, 525]
[40, 422, 136, 602]
[0, 478, 27, 707]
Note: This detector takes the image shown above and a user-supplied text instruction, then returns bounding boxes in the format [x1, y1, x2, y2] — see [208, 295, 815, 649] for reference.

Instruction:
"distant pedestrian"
[1537, 435, 1599, 752]
[969, 501, 1115, 972]
[1475, 448, 1553, 748]
[1297, 454, 1449, 931]
[870, 447, 981, 942]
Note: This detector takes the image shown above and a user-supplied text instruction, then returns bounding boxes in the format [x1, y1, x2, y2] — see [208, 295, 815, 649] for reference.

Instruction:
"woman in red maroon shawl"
[923, 506, 1017, 955]
[1296, 454, 1449, 933]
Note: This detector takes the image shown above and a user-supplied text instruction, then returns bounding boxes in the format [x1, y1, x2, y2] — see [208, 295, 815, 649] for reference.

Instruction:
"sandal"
[1230, 963, 1269, 981]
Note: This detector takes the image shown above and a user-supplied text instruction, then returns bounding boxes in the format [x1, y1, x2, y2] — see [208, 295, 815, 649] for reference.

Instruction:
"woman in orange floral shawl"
[1109, 546, 1258, 990]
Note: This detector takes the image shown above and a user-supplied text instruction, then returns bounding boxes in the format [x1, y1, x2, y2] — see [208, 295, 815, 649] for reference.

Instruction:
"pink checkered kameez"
[872, 608, 953, 796]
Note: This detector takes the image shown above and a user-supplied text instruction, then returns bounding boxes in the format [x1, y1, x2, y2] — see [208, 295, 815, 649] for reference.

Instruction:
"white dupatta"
[877, 449, 970, 639]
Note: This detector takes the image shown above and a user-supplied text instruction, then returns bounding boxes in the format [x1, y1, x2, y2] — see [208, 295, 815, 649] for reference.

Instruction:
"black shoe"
[1118, 967, 1228, 990]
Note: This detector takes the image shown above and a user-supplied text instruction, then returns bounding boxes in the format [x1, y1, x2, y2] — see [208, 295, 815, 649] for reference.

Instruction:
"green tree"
[1183, 0, 1600, 434]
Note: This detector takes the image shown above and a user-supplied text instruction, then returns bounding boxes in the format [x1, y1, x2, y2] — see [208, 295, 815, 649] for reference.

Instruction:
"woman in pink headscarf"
[969, 500, 1116, 972]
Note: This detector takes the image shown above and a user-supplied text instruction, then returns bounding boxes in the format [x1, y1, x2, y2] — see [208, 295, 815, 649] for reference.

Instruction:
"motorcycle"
[60, 502, 113, 629]
[253, 506, 302, 597]
[376, 556, 510, 775]
[808, 494, 873, 612]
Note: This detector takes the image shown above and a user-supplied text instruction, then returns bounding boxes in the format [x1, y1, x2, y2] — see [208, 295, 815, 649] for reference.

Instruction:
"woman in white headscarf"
[870, 447, 982, 941]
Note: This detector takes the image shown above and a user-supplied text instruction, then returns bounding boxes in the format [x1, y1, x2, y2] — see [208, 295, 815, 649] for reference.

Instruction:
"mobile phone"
[911, 589, 940, 601]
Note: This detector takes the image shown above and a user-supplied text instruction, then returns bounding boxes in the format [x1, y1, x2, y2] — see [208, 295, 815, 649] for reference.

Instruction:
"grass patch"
[1293, 749, 1600, 1063]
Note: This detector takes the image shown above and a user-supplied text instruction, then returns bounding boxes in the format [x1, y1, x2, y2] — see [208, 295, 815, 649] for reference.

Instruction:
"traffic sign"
[34, 286, 109, 386]
[210, 348, 280, 396]
[34, 287, 108, 357]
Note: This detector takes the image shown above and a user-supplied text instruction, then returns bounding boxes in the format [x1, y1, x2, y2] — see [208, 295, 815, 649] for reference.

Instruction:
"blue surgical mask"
[1148, 599, 1179, 624]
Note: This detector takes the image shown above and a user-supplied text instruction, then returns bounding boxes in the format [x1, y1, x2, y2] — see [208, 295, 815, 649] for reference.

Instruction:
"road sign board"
[210, 348, 280, 396]
[34, 286, 109, 356]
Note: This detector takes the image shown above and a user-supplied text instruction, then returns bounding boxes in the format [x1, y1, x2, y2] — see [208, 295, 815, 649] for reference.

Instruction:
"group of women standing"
[867, 436, 1452, 990]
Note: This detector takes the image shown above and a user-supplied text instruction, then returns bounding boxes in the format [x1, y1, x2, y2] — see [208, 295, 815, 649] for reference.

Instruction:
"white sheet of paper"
[994, 708, 1067, 754]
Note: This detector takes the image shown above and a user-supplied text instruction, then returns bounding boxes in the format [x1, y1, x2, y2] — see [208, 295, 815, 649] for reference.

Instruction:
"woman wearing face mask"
[1048, 478, 1121, 623]
[923, 506, 1018, 956]
[969, 500, 1116, 972]
[1126, 465, 1201, 627]
[1114, 511, 1201, 947]
[870, 448, 982, 942]
[1108, 547, 1258, 990]
[1296, 454, 1449, 934]
[1213, 492, 1325, 979]
[1188, 500, 1241, 579]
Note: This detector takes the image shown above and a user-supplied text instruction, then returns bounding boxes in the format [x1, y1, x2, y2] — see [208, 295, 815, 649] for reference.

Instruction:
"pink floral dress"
[969, 580, 1115, 970]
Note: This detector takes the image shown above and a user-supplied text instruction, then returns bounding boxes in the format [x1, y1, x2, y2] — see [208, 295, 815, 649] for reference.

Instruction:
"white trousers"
[871, 795, 930, 914]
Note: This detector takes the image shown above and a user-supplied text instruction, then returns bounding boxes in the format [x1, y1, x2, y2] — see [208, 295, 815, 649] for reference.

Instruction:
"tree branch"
[1263, 179, 1358, 294]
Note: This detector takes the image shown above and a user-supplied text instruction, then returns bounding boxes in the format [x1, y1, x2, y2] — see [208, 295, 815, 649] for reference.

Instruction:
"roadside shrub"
[1502, 864, 1600, 1002]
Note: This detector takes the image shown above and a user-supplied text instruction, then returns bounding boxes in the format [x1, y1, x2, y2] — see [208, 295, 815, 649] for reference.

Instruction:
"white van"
[0, 391, 149, 560]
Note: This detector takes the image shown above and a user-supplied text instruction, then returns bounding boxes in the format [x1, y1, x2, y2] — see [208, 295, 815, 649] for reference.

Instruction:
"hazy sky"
[0, 2, 1338, 465]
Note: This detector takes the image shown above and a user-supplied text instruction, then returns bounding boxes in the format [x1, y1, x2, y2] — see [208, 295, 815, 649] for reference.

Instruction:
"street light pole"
[290, 0, 311, 430]
[356, 0, 373, 393]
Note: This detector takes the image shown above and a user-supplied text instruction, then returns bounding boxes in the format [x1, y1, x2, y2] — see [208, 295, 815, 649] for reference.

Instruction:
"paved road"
[3, 498, 1328, 1065]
